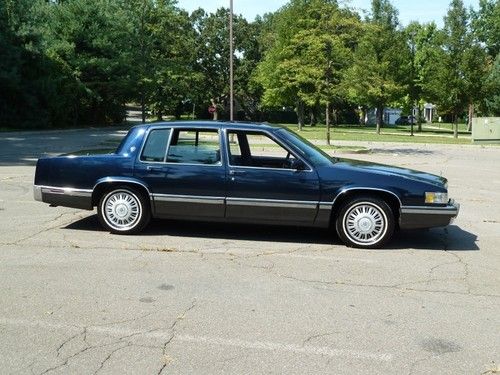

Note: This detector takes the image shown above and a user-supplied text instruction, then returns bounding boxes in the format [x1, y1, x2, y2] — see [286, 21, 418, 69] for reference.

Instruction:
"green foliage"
[423, 0, 489, 132]
[255, 0, 362, 128]
[0, 0, 498, 130]
[471, 0, 500, 58]
[344, 0, 407, 132]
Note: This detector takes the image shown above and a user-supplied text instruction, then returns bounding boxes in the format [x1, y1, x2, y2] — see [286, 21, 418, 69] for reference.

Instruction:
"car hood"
[335, 158, 447, 188]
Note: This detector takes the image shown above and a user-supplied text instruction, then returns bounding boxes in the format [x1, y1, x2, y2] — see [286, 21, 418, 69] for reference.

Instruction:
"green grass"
[281, 123, 472, 145]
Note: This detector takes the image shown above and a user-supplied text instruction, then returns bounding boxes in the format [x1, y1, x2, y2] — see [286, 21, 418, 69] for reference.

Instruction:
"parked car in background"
[34, 121, 459, 248]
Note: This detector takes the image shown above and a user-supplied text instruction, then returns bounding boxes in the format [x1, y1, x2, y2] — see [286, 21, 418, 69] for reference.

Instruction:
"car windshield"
[275, 128, 336, 167]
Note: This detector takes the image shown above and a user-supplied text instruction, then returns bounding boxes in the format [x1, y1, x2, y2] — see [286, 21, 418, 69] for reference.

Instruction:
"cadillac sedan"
[34, 121, 459, 248]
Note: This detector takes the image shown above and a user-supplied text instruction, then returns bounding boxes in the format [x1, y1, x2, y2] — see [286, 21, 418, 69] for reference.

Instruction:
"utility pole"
[229, 0, 234, 122]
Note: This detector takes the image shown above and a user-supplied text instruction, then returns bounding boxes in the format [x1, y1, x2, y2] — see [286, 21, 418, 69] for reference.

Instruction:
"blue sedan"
[34, 121, 459, 248]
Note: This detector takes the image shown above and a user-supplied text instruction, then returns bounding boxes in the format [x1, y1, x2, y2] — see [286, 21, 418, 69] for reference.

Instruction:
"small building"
[423, 103, 436, 123]
[365, 108, 402, 126]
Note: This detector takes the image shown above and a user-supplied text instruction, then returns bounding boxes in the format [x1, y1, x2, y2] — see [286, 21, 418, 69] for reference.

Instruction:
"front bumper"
[399, 199, 460, 229]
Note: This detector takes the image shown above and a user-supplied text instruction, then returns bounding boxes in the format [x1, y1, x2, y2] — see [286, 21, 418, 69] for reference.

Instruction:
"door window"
[166, 129, 221, 165]
[227, 130, 298, 169]
[140, 128, 171, 162]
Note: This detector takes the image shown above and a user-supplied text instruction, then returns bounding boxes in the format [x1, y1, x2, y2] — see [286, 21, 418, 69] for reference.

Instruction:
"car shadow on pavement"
[65, 215, 478, 251]
[388, 225, 479, 251]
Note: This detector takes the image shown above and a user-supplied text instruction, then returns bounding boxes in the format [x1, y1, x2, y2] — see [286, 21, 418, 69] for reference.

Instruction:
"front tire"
[335, 196, 395, 249]
[98, 187, 150, 234]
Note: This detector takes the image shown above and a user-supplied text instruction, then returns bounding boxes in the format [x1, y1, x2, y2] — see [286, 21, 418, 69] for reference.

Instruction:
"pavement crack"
[56, 328, 85, 358]
[157, 299, 197, 375]
[93, 343, 130, 375]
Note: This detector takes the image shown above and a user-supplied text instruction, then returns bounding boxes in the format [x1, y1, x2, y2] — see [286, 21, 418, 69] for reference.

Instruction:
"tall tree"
[191, 8, 258, 120]
[344, 0, 407, 134]
[256, 0, 360, 131]
[431, 0, 488, 136]
[471, 0, 500, 116]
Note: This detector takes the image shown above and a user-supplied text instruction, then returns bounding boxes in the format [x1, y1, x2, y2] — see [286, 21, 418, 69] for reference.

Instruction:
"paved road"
[0, 128, 499, 374]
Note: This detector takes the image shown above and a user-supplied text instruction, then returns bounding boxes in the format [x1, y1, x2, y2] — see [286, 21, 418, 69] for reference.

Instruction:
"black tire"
[335, 196, 395, 249]
[97, 186, 150, 234]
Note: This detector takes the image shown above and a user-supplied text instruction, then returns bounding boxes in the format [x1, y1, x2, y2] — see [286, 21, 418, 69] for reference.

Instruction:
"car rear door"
[134, 126, 226, 219]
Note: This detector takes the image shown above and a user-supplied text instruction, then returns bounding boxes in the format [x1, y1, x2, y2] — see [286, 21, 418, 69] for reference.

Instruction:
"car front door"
[224, 129, 320, 225]
[134, 127, 226, 219]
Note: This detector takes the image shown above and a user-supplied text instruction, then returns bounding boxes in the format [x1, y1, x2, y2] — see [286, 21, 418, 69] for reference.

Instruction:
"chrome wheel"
[342, 202, 388, 246]
[101, 190, 142, 231]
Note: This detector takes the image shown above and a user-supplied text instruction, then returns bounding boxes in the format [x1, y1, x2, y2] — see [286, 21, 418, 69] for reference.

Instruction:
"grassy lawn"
[281, 123, 472, 145]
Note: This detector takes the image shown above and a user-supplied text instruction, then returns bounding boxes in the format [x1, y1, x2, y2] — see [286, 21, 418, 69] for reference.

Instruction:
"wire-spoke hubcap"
[103, 191, 142, 231]
[343, 202, 388, 246]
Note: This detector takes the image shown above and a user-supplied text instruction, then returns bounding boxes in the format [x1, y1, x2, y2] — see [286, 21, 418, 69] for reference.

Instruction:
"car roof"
[131, 121, 283, 133]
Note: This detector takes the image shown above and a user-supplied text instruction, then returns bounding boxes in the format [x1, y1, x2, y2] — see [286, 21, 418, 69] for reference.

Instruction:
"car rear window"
[140, 128, 171, 162]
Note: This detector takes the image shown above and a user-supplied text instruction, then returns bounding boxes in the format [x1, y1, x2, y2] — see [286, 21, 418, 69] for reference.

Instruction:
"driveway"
[0, 128, 499, 374]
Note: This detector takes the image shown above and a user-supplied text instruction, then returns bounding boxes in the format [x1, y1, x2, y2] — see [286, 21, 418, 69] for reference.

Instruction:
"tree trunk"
[376, 105, 383, 135]
[309, 108, 316, 127]
[332, 108, 338, 127]
[467, 103, 473, 132]
[141, 93, 146, 124]
[453, 113, 458, 139]
[360, 107, 366, 126]
[326, 102, 330, 146]
[211, 98, 218, 121]
[296, 100, 304, 131]
[417, 104, 422, 132]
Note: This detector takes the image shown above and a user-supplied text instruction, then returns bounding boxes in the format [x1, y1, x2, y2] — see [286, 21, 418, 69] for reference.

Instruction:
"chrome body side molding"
[226, 197, 318, 209]
[153, 194, 224, 205]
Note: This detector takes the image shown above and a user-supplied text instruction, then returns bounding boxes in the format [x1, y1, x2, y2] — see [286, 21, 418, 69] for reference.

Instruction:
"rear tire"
[335, 196, 395, 249]
[97, 186, 150, 234]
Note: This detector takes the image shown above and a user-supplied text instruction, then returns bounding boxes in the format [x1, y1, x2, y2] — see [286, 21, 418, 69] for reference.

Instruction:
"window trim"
[224, 128, 313, 172]
[137, 126, 223, 167]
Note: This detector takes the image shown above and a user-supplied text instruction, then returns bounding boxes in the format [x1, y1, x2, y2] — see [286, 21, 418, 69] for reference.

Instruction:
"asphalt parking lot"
[1, 127, 499, 374]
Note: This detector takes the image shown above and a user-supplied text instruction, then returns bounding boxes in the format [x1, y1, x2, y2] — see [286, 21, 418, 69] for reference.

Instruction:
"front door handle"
[229, 170, 246, 175]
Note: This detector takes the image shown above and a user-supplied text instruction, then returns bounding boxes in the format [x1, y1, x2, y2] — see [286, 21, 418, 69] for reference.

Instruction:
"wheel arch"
[330, 188, 401, 225]
[92, 178, 152, 208]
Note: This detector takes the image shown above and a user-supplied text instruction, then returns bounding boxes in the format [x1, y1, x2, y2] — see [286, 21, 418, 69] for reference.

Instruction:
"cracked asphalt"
[1, 128, 499, 374]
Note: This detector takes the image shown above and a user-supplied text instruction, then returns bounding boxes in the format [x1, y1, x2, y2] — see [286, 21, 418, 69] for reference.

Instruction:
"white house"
[365, 108, 402, 126]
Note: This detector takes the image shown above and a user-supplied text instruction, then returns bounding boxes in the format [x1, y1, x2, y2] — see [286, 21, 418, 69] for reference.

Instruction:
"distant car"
[34, 121, 459, 248]
[395, 116, 409, 125]
[396, 116, 416, 125]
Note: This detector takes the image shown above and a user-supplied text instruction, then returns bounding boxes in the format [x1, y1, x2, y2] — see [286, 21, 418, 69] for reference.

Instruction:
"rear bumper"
[33, 185, 93, 210]
[399, 200, 460, 229]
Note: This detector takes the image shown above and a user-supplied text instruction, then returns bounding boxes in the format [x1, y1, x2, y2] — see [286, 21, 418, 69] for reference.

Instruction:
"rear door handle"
[147, 166, 164, 173]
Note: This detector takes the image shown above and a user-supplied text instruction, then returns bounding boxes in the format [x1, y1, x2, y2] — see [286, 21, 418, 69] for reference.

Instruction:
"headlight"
[425, 192, 448, 204]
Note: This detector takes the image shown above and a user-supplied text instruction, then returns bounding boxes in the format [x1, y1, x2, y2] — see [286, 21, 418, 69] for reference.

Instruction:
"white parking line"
[176, 334, 393, 361]
[0, 317, 392, 362]
[274, 253, 376, 263]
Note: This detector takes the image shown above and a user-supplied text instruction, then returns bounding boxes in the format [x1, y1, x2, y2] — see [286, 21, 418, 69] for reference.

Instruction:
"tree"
[39, 0, 136, 125]
[471, 0, 500, 116]
[344, 0, 407, 134]
[428, 0, 488, 137]
[256, 0, 360, 132]
[0, 0, 84, 129]
[191, 8, 258, 120]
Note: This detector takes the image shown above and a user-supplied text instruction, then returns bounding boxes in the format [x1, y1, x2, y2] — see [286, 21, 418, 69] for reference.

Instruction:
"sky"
[177, 0, 480, 26]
